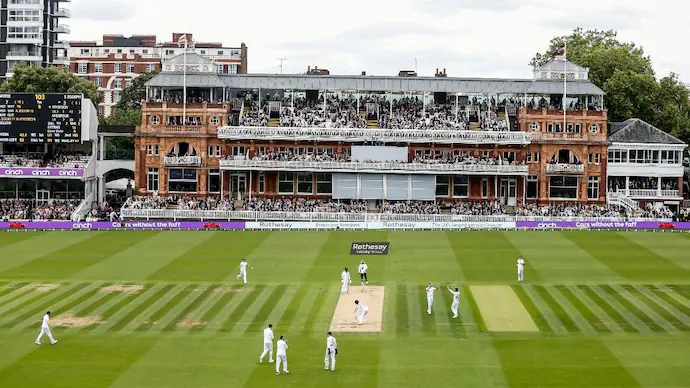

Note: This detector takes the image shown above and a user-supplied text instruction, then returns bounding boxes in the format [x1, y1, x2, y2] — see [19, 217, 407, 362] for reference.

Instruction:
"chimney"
[308, 65, 311, 72]
[443, 68, 446, 75]
[314, 65, 318, 70]
[361, 71, 366, 76]
[436, 68, 439, 75]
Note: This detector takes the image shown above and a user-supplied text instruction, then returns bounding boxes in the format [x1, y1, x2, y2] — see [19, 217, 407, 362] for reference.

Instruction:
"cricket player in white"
[237, 258, 253, 285]
[426, 283, 438, 314]
[259, 324, 274, 363]
[354, 299, 369, 324]
[357, 260, 368, 285]
[447, 286, 460, 318]
[275, 336, 289, 375]
[517, 256, 526, 282]
[35, 311, 57, 345]
[340, 267, 351, 294]
[324, 331, 337, 371]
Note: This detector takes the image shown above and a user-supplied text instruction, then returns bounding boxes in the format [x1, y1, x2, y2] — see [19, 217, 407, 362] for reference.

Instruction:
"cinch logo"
[537, 223, 557, 228]
[58, 170, 78, 176]
[32, 170, 51, 176]
[72, 223, 92, 229]
[3, 169, 24, 175]
[351, 242, 390, 256]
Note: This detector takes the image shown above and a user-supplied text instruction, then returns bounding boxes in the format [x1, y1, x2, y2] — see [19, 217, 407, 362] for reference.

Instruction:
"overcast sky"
[69, 0, 688, 83]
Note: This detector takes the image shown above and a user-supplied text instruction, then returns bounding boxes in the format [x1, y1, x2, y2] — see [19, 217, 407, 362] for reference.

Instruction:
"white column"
[494, 177, 498, 201]
[323, 91, 327, 112]
[455, 94, 458, 116]
[220, 170, 224, 199]
[657, 176, 662, 197]
[249, 171, 252, 201]
[98, 176, 105, 205]
[98, 136, 105, 160]
[389, 93, 393, 120]
[422, 92, 426, 115]
[625, 176, 630, 196]
[382, 174, 388, 200]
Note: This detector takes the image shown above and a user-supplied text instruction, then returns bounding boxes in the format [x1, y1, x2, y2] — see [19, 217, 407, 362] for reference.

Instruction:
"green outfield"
[1, 230, 690, 387]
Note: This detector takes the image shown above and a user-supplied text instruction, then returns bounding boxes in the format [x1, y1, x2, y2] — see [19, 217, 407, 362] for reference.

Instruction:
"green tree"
[0, 62, 102, 104]
[115, 70, 159, 110]
[103, 108, 142, 126]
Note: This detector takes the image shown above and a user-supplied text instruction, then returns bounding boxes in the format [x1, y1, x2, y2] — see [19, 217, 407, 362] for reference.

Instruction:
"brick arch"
[547, 148, 582, 164]
[167, 141, 200, 156]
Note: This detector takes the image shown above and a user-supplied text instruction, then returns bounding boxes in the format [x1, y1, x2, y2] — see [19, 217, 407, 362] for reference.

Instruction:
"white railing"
[71, 191, 95, 221]
[627, 189, 681, 198]
[219, 159, 529, 175]
[120, 208, 667, 223]
[608, 191, 638, 211]
[545, 163, 585, 173]
[163, 156, 202, 165]
[217, 126, 532, 144]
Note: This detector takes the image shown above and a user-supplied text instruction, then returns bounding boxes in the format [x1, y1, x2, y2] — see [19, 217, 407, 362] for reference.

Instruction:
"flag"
[177, 34, 188, 46]
[553, 44, 565, 57]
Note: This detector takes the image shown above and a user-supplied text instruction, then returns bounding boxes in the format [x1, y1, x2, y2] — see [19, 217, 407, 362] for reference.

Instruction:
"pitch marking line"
[470, 285, 539, 332]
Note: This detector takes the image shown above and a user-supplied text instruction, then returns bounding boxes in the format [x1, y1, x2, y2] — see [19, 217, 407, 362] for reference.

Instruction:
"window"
[94, 63, 102, 73]
[207, 145, 222, 157]
[452, 176, 469, 198]
[549, 176, 578, 199]
[168, 168, 198, 193]
[435, 176, 450, 197]
[146, 144, 159, 156]
[114, 79, 122, 89]
[297, 173, 314, 195]
[215, 64, 224, 74]
[125, 79, 133, 88]
[129, 49, 135, 54]
[482, 151, 489, 158]
[595, 153, 600, 164]
[217, 50, 224, 55]
[114, 63, 122, 73]
[590, 124, 599, 133]
[587, 177, 599, 200]
[661, 150, 681, 164]
[117, 49, 122, 53]
[228, 64, 238, 74]
[147, 168, 159, 192]
[94, 78, 102, 87]
[529, 122, 539, 131]
[150, 115, 160, 126]
[200, 50, 206, 55]
[278, 172, 294, 194]
[608, 149, 628, 163]
[8, 9, 40, 22]
[146, 63, 156, 73]
[481, 178, 488, 199]
[77, 63, 87, 74]
[165, 49, 175, 56]
[258, 173, 265, 194]
[142, 49, 149, 54]
[316, 173, 332, 195]
[208, 169, 220, 193]
[127, 64, 134, 73]
[566, 123, 581, 133]
[80, 48, 90, 54]
[527, 175, 538, 199]
[502, 152, 515, 163]
[232, 146, 245, 156]
[104, 49, 110, 54]
[547, 123, 562, 132]
[209, 116, 220, 126]
[7, 26, 40, 39]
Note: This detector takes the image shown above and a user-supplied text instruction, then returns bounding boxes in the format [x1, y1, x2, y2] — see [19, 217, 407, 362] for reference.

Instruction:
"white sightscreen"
[332, 173, 358, 199]
[360, 174, 384, 199]
[351, 146, 409, 162]
[411, 175, 436, 201]
[386, 174, 409, 200]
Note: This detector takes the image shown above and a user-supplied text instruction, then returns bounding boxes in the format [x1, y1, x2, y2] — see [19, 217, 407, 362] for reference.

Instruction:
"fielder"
[237, 258, 254, 285]
[354, 299, 369, 324]
[517, 256, 526, 282]
[275, 335, 289, 375]
[447, 286, 460, 318]
[259, 323, 274, 363]
[426, 283, 438, 315]
[35, 311, 57, 345]
[340, 267, 351, 294]
[324, 331, 338, 371]
[357, 260, 368, 285]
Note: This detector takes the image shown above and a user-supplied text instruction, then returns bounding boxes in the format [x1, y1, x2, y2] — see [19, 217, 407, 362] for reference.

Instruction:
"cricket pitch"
[470, 285, 539, 332]
[330, 286, 385, 333]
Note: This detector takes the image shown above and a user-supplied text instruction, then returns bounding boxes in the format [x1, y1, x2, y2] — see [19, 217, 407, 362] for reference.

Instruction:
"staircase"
[268, 117, 279, 127]
[607, 191, 639, 213]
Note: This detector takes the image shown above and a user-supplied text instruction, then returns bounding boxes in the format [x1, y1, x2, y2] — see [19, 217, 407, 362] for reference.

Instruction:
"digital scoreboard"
[0, 93, 82, 144]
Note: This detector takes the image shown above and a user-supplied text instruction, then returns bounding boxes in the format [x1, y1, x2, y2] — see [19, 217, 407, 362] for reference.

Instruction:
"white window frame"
[590, 124, 599, 133]
[258, 173, 265, 194]
[114, 63, 122, 73]
[435, 175, 451, 197]
[208, 169, 221, 194]
[147, 168, 159, 192]
[278, 172, 295, 194]
[94, 63, 102, 73]
[529, 122, 539, 131]
[527, 175, 538, 199]
[114, 79, 122, 89]
[146, 63, 155, 73]
[587, 176, 599, 200]
[452, 175, 469, 198]
[297, 172, 314, 195]
[77, 63, 87, 74]
[127, 63, 135, 73]
[481, 177, 488, 199]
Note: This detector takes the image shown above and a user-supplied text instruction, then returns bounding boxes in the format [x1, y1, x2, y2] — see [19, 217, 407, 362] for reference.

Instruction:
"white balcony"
[163, 156, 201, 165]
[6, 37, 42, 44]
[607, 163, 684, 177]
[54, 24, 71, 34]
[54, 8, 71, 17]
[53, 40, 69, 49]
[52, 56, 69, 66]
[217, 126, 532, 145]
[219, 159, 529, 176]
[546, 163, 585, 173]
[6, 51, 42, 61]
[626, 189, 681, 199]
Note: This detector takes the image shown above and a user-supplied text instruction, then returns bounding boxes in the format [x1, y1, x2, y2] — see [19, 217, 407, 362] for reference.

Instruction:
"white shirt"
[358, 263, 368, 274]
[42, 314, 50, 328]
[448, 288, 460, 303]
[263, 327, 274, 344]
[240, 261, 248, 272]
[356, 302, 368, 313]
[341, 271, 351, 283]
[276, 339, 288, 355]
[327, 336, 337, 349]
[517, 258, 525, 268]
[426, 286, 437, 298]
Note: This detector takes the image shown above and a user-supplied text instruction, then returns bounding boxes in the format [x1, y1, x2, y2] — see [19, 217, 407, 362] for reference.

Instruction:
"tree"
[103, 108, 142, 126]
[115, 70, 159, 110]
[0, 62, 101, 104]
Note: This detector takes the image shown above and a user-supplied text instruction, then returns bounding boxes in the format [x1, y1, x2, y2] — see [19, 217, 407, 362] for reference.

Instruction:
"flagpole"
[563, 41, 567, 132]
[183, 37, 187, 124]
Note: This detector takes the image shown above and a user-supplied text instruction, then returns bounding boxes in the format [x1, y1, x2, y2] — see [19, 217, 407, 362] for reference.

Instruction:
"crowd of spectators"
[280, 97, 367, 128]
[242, 197, 368, 212]
[412, 154, 521, 166]
[379, 200, 441, 214]
[239, 102, 269, 126]
[0, 199, 79, 221]
[249, 150, 348, 162]
[448, 201, 505, 215]
[515, 203, 620, 218]
[0, 153, 90, 169]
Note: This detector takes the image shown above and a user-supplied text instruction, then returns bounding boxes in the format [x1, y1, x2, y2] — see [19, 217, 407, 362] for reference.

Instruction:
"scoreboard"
[0, 93, 82, 144]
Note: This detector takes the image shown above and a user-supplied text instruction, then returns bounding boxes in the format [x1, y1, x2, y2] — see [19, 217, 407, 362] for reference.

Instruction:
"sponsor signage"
[0, 167, 85, 178]
[244, 221, 368, 230]
[1, 221, 246, 230]
[351, 242, 390, 255]
[245, 221, 516, 230]
[516, 221, 690, 229]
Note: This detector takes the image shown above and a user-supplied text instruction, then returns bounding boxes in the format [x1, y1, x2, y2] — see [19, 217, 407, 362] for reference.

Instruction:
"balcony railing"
[54, 8, 70, 17]
[120, 208, 667, 223]
[6, 51, 41, 58]
[545, 163, 585, 173]
[217, 126, 532, 145]
[220, 159, 529, 175]
[163, 156, 201, 165]
[627, 189, 681, 198]
[54, 24, 70, 33]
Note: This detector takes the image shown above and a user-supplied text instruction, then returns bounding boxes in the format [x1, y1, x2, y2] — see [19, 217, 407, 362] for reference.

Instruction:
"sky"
[69, 0, 689, 83]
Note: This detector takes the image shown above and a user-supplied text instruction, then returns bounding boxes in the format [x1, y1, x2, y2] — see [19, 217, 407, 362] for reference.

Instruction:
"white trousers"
[276, 354, 288, 373]
[451, 301, 459, 318]
[36, 326, 55, 343]
[518, 267, 524, 281]
[237, 269, 247, 284]
[427, 297, 434, 314]
[324, 347, 336, 370]
[359, 307, 369, 324]
[260, 342, 273, 362]
[341, 281, 349, 294]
